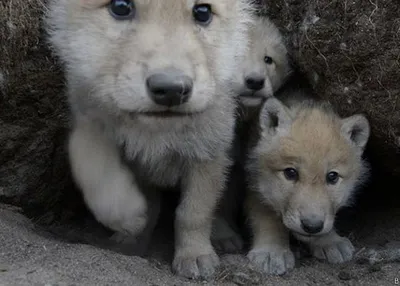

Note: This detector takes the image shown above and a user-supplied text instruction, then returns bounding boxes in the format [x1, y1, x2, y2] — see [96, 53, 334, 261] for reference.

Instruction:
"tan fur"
[246, 97, 370, 275]
[45, 0, 254, 280]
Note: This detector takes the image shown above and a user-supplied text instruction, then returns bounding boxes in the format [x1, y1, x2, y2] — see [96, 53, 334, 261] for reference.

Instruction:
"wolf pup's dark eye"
[283, 168, 299, 181]
[109, 0, 135, 20]
[326, 171, 340, 185]
[193, 4, 213, 26]
[264, 56, 273, 65]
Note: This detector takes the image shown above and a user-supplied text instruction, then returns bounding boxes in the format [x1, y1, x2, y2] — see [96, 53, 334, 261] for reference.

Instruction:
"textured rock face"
[258, 0, 399, 175]
[0, 0, 77, 222]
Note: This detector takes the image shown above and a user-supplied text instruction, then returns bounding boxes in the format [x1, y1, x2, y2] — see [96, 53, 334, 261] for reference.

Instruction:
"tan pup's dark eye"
[264, 56, 273, 65]
[108, 0, 135, 20]
[283, 168, 299, 181]
[193, 4, 213, 26]
[326, 171, 339, 185]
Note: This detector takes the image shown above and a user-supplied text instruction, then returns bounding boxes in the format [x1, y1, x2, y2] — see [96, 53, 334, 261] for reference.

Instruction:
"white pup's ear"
[259, 97, 292, 136]
[340, 114, 370, 150]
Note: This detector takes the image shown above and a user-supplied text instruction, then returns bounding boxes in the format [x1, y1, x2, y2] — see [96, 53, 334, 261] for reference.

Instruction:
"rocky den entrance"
[0, 0, 399, 285]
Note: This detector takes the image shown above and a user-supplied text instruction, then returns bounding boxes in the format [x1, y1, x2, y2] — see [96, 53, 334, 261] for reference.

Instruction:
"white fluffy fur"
[232, 16, 291, 109]
[45, 0, 254, 280]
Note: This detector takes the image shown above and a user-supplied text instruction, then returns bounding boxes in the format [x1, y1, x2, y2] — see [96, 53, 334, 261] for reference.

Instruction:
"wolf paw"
[211, 217, 243, 253]
[247, 246, 295, 275]
[172, 250, 220, 280]
[104, 206, 148, 237]
[92, 185, 149, 238]
[311, 236, 355, 264]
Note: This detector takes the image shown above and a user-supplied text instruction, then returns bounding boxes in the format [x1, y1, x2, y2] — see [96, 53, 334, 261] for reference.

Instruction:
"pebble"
[368, 263, 382, 273]
[338, 270, 352, 281]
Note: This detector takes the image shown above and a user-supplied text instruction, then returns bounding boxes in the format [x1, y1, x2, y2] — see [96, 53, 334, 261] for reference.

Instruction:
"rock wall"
[259, 0, 399, 176]
[0, 0, 78, 224]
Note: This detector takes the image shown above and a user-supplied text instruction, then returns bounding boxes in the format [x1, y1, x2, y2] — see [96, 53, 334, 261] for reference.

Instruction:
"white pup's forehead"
[80, 0, 109, 8]
[79, 0, 238, 16]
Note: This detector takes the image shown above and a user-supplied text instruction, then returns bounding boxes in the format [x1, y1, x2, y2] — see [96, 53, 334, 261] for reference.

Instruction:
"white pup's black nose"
[245, 74, 265, 91]
[301, 218, 324, 234]
[146, 68, 193, 107]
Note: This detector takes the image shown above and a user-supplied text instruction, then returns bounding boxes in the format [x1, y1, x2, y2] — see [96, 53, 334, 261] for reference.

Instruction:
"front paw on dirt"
[247, 247, 295, 275]
[311, 236, 355, 263]
[172, 251, 220, 280]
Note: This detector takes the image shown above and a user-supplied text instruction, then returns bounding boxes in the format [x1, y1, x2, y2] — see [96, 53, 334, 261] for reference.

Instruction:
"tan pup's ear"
[259, 97, 292, 136]
[340, 114, 370, 150]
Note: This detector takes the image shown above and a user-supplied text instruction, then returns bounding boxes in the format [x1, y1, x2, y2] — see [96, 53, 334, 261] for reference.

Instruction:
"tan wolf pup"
[246, 96, 370, 275]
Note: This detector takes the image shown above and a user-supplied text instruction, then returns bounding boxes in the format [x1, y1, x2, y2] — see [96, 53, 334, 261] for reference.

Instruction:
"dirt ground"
[1, 201, 400, 286]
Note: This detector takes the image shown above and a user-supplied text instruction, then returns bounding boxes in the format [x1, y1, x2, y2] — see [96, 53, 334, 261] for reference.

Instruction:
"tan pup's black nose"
[146, 68, 193, 107]
[301, 217, 324, 234]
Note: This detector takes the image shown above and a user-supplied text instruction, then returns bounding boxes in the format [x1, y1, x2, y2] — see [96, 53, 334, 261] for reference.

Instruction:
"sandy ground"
[1, 203, 400, 286]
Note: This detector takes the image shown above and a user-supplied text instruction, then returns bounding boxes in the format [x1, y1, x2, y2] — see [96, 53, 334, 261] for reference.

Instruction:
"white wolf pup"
[234, 16, 291, 114]
[45, 0, 253, 280]
[211, 15, 292, 253]
[246, 97, 370, 275]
